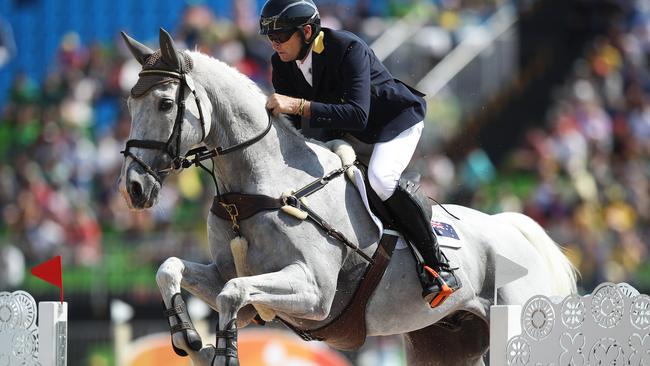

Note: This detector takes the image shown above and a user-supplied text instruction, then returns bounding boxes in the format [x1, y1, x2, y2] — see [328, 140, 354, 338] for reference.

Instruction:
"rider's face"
[269, 26, 312, 62]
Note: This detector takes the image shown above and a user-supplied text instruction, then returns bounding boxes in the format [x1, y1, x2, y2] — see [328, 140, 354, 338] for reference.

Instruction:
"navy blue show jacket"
[271, 28, 427, 144]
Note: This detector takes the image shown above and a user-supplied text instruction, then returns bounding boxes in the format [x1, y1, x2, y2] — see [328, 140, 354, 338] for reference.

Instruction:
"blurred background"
[1, 0, 649, 364]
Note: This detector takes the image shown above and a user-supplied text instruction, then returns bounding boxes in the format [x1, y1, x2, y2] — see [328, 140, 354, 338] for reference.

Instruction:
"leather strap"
[280, 232, 398, 351]
[210, 193, 283, 221]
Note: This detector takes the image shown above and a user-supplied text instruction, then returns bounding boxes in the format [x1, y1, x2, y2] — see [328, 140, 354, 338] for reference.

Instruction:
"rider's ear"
[159, 28, 181, 70]
[304, 25, 312, 42]
[121, 31, 154, 65]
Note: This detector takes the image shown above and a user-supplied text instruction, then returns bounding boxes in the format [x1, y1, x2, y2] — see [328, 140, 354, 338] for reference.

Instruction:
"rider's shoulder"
[321, 28, 369, 56]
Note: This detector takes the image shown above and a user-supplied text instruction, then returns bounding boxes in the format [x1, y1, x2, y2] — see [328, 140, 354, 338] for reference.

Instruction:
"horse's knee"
[310, 297, 331, 321]
[156, 257, 185, 287]
[216, 279, 247, 314]
[300, 287, 330, 320]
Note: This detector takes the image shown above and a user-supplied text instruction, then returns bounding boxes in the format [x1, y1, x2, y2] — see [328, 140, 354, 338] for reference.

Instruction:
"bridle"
[121, 61, 273, 185]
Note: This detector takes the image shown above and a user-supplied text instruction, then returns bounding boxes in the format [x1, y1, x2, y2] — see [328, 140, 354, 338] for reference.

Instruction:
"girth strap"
[279, 231, 398, 350]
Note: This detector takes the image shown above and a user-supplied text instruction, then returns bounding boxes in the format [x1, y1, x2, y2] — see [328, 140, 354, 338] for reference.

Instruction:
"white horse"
[118, 29, 577, 366]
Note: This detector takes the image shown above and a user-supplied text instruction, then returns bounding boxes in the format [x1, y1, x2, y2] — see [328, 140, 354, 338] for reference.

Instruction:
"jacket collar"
[312, 31, 325, 54]
[311, 31, 326, 93]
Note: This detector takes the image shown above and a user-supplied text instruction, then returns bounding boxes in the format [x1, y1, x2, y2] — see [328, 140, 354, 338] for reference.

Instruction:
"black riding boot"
[384, 180, 461, 308]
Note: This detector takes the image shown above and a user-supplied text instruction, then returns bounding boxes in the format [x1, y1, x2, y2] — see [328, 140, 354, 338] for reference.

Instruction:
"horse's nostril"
[129, 181, 143, 199]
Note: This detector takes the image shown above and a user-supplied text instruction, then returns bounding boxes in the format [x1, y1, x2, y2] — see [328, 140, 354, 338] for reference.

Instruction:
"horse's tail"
[495, 212, 578, 296]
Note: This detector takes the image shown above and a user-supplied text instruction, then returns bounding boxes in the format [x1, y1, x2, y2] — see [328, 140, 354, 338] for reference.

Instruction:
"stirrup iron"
[422, 266, 455, 308]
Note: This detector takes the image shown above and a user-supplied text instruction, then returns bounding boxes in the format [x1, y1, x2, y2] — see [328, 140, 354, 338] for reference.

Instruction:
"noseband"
[121, 63, 272, 184]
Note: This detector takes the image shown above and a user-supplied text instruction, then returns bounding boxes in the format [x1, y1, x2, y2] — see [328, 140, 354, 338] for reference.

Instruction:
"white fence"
[5, 282, 647, 366]
[490, 282, 649, 365]
[0, 291, 67, 366]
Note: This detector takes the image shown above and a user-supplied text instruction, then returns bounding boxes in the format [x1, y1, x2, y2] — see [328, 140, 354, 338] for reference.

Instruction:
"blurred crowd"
[0, 0, 497, 276]
[461, 0, 650, 290]
[3, 0, 647, 299]
[0, 0, 504, 275]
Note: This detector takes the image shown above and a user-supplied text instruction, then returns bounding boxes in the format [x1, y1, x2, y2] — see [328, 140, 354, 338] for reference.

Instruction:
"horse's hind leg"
[403, 311, 489, 366]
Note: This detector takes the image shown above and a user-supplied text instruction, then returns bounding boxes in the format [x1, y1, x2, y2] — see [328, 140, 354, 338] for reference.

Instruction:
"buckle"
[282, 194, 300, 208]
[220, 202, 240, 232]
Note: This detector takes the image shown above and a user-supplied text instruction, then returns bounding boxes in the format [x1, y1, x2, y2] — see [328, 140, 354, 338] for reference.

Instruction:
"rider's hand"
[266, 93, 301, 117]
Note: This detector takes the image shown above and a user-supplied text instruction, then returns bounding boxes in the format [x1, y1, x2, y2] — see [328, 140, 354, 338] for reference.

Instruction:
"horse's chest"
[209, 213, 303, 275]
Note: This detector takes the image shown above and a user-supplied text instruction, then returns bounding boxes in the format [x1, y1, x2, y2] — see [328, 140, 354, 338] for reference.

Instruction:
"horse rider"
[260, 0, 461, 308]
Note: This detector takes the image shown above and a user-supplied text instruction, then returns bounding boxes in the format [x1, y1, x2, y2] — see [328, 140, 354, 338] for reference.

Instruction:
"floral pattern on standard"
[562, 294, 585, 330]
[591, 284, 624, 329]
[507, 336, 531, 366]
[0, 291, 40, 366]
[559, 332, 585, 366]
[630, 295, 650, 331]
[588, 338, 625, 365]
[502, 283, 650, 365]
[628, 334, 650, 365]
[523, 296, 555, 340]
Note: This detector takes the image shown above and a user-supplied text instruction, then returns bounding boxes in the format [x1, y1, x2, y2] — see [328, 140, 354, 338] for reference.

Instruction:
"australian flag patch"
[431, 220, 459, 240]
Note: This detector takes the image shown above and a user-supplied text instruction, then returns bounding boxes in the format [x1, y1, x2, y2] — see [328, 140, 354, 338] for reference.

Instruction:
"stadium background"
[1, 0, 649, 364]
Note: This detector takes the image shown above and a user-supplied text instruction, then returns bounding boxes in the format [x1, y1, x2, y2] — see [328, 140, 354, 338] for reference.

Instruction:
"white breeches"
[368, 121, 423, 201]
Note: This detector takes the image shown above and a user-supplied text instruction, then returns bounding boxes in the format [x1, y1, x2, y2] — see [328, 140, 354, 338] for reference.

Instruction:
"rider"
[260, 0, 460, 307]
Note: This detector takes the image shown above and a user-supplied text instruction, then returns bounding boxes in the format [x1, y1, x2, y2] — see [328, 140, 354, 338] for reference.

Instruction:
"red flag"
[31, 255, 64, 303]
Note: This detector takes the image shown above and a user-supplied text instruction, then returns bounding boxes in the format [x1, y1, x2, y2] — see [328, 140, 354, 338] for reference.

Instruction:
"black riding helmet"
[259, 0, 321, 42]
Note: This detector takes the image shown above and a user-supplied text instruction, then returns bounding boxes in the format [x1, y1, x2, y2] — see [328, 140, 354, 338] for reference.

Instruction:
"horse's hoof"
[172, 342, 188, 357]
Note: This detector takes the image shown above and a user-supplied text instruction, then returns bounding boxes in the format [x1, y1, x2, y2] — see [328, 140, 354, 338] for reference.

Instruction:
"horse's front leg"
[213, 262, 331, 366]
[156, 257, 220, 357]
[156, 257, 258, 362]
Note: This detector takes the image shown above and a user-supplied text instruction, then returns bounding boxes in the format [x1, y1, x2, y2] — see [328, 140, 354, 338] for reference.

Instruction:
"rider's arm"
[308, 40, 370, 131]
[270, 54, 301, 128]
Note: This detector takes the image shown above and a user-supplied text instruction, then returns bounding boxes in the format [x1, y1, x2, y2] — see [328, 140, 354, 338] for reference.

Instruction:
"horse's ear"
[159, 28, 181, 70]
[120, 31, 154, 65]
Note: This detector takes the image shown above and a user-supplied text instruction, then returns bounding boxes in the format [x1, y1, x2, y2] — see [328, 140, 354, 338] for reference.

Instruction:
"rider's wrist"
[297, 98, 305, 116]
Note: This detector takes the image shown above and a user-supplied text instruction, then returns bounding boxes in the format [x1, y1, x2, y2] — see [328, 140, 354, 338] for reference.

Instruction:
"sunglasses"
[268, 30, 295, 44]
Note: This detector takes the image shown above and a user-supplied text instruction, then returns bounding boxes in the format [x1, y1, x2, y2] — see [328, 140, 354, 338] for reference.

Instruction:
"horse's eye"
[159, 98, 174, 112]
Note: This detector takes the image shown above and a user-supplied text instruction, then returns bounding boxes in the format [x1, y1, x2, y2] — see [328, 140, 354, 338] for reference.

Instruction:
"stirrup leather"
[423, 266, 454, 308]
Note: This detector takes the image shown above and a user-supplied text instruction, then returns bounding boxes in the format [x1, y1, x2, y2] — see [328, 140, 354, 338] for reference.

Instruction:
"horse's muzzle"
[125, 163, 160, 209]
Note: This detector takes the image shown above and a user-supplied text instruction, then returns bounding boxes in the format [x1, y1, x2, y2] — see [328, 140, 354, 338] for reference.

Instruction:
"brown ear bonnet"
[131, 50, 194, 97]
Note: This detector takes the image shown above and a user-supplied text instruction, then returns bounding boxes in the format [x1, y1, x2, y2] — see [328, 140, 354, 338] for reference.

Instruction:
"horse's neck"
[195, 63, 308, 193]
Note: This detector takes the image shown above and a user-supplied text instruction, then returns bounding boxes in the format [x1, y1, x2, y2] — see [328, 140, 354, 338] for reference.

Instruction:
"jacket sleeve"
[309, 41, 370, 131]
[270, 55, 301, 128]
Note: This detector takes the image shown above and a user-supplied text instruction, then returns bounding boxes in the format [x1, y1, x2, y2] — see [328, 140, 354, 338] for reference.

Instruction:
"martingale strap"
[210, 163, 372, 262]
[209, 164, 399, 350]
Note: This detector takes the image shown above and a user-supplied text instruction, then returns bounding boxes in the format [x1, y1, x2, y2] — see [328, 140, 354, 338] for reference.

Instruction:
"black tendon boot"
[384, 180, 461, 308]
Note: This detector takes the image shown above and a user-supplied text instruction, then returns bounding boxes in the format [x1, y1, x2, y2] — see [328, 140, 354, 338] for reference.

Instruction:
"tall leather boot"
[384, 180, 461, 308]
